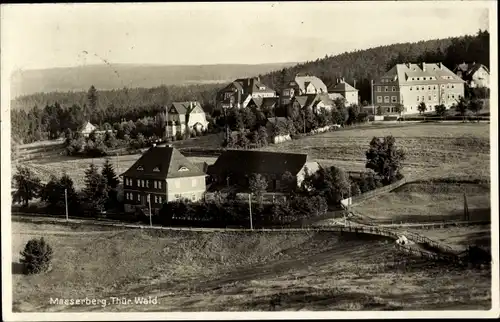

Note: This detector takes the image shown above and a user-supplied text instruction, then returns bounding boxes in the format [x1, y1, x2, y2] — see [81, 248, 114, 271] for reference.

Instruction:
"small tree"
[417, 102, 427, 115]
[394, 103, 404, 119]
[455, 97, 469, 122]
[20, 237, 53, 274]
[249, 173, 268, 204]
[301, 166, 350, 204]
[101, 159, 119, 210]
[13, 166, 42, 207]
[468, 98, 484, 122]
[376, 106, 383, 116]
[281, 171, 296, 193]
[83, 163, 110, 215]
[365, 136, 406, 185]
[435, 104, 447, 120]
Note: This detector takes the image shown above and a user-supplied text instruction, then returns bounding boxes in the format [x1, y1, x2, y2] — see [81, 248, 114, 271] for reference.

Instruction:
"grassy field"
[406, 224, 491, 253]
[11, 221, 491, 312]
[352, 181, 491, 225]
[259, 122, 490, 181]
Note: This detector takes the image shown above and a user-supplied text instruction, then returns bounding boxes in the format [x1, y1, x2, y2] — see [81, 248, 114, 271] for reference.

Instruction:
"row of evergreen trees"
[12, 160, 120, 216]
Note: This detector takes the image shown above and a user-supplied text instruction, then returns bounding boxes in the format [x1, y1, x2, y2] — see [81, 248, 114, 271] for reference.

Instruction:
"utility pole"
[249, 193, 253, 230]
[64, 188, 69, 221]
[148, 193, 152, 227]
[371, 79, 375, 116]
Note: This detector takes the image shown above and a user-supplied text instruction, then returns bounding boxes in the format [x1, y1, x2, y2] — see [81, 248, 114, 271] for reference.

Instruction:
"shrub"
[20, 237, 53, 274]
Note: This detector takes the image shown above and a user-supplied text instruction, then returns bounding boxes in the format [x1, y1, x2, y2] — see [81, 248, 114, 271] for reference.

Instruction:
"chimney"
[353, 79, 356, 89]
[422, 62, 426, 72]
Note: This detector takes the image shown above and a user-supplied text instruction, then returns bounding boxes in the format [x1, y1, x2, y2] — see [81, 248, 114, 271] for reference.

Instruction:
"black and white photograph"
[1, 1, 498, 320]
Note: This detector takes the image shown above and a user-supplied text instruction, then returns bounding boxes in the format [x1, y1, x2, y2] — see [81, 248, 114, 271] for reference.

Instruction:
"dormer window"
[153, 166, 160, 172]
[137, 166, 144, 171]
[178, 166, 189, 172]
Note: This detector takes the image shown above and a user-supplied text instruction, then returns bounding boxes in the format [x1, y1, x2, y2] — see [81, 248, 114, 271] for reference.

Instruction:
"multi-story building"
[453, 62, 490, 88]
[328, 78, 359, 106]
[166, 101, 209, 137]
[373, 62, 465, 115]
[216, 77, 277, 110]
[280, 74, 328, 106]
[121, 145, 207, 215]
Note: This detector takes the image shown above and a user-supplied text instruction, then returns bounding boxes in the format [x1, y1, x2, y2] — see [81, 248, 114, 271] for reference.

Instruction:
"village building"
[207, 150, 320, 192]
[280, 75, 328, 106]
[121, 145, 207, 214]
[453, 62, 490, 88]
[328, 78, 359, 106]
[166, 101, 209, 137]
[373, 62, 465, 115]
[79, 121, 97, 137]
[216, 77, 277, 110]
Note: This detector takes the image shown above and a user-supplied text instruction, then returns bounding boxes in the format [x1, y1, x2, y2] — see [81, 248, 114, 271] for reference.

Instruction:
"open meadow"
[352, 180, 491, 225]
[259, 122, 491, 181]
[12, 221, 491, 312]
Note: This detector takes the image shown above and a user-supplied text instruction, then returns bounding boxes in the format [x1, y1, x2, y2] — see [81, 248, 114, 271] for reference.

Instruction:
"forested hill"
[10, 62, 298, 99]
[259, 30, 489, 102]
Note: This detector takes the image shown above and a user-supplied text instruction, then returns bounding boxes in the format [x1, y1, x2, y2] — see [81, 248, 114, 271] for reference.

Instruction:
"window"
[377, 96, 382, 103]
[153, 181, 157, 189]
[376, 86, 381, 92]
[434, 86, 437, 90]
[451, 85, 455, 89]
[159, 196, 163, 203]
[137, 166, 144, 171]
[441, 84, 445, 88]
[423, 77, 426, 81]
[191, 178, 197, 187]
[410, 87, 413, 91]
[417, 78, 420, 80]
[422, 96, 425, 101]
[417, 96, 419, 102]
[137, 194, 140, 201]
[428, 96, 432, 101]
[154, 196, 158, 203]
[178, 166, 189, 172]
[434, 94, 437, 100]
[447, 85, 449, 88]
[428, 86, 431, 90]
[384, 86, 388, 92]
[392, 86, 396, 91]
[146, 180, 149, 188]
[192, 194, 196, 201]
[158, 181, 162, 189]
[153, 166, 160, 172]
[137, 179, 140, 187]
[416, 87, 419, 91]
[384, 96, 390, 103]
[391, 96, 397, 103]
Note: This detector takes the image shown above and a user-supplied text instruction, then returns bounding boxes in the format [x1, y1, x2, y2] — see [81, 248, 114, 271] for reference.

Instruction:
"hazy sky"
[1, 2, 492, 74]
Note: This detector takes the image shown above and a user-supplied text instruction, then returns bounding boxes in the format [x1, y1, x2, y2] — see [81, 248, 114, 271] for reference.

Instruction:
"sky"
[0, 1, 492, 75]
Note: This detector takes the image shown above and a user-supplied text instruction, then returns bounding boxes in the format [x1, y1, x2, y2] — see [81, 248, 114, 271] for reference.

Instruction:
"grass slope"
[12, 221, 491, 312]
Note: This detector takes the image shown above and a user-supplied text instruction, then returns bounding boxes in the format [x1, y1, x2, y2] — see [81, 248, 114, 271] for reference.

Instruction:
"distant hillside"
[10, 62, 298, 98]
[259, 30, 489, 102]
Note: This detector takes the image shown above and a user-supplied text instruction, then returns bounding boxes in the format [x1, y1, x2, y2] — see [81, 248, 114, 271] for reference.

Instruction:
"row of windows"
[376, 86, 397, 92]
[124, 178, 163, 189]
[410, 84, 455, 91]
[409, 76, 436, 81]
[125, 192, 163, 203]
[376, 96, 398, 103]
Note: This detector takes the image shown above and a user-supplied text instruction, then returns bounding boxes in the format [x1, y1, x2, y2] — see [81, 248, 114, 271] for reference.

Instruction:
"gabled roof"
[207, 150, 308, 177]
[169, 101, 204, 115]
[454, 63, 489, 79]
[378, 62, 464, 85]
[234, 77, 276, 95]
[79, 121, 96, 132]
[121, 146, 205, 179]
[314, 93, 335, 107]
[293, 94, 318, 109]
[293, 75, 328, 93]
[329, 81, 357, 92]
[249, 97, 279, 109]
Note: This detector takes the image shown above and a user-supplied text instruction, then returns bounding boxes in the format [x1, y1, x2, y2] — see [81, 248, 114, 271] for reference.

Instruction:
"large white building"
[373, 62, 465, 115]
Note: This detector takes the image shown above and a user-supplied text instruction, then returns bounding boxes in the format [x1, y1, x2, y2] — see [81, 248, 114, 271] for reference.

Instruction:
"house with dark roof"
[453, 62, 490, 88]
[207, 150, 320, 192]
[166, 101, 209, 137]
[121, 145, 207, 214]
[288, 93, 335, 115]
[216, 77, 277, 110]
[328, 78, 359, 106]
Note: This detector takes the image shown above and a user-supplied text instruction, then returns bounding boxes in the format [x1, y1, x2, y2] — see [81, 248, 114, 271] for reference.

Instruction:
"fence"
[340, 177, 407, 208]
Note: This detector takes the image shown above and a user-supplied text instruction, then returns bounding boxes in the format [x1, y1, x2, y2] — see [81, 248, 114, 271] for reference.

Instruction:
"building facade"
[281, 75, 328, 106]
[328, 78, 359, 106]
[373, 62, 465, 115]
[216, 77, 277, 110]
[454, 62, 490, 88]
[207, 150, 320, 192]
[121, 145, 206, 215]
[166, 101, 209, 137]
